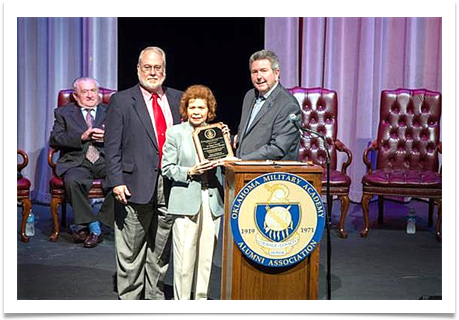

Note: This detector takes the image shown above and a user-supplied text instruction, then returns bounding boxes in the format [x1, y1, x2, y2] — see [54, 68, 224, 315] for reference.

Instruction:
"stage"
[17, 198, 441, 300]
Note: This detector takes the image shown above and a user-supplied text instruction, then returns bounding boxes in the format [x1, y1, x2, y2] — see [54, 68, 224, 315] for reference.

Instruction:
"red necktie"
[151, 93, 167, 164]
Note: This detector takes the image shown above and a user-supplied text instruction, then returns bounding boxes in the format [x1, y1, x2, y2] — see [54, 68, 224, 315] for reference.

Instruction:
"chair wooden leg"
[20, 198, 32, 243]
[435, 199, 442, 242]
[338, 195, 350, 239]
[378, 196, 384, 224]
[428, 199, 434, 227]
[361, 194, 372, 237]
[49, 197, 61, 242]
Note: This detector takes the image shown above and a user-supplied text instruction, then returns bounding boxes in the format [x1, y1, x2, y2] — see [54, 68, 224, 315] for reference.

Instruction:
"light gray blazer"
[161, 121, 224, 217]
[236, 83, 301, 160]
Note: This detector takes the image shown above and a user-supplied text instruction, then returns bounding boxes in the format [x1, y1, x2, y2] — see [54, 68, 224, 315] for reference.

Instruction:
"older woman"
[161, 84, 231, 300]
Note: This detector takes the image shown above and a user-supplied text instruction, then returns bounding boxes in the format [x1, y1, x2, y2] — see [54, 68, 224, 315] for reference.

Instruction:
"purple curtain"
[266, 17, 442, 202]
[17, 17, 117, 203]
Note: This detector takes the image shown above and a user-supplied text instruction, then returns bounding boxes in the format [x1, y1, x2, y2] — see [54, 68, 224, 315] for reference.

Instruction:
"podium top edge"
[224, 161, 324, 173]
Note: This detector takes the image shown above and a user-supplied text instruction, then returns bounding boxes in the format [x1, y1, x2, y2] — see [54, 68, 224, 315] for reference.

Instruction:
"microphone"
[289, 113, 324, 139]
[289, 113, 302, 132]
[289, 114, 332, 301]
[289, 113, 330, 164]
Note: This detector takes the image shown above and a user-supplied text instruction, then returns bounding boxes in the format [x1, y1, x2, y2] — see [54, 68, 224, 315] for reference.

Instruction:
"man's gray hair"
[72, 77, 100, 91]
[249, 49, 280, 71]
[138, 46, 167, 70]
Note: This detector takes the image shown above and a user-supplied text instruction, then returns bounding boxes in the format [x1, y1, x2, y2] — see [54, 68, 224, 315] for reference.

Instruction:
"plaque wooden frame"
[192, 123, 234, 162]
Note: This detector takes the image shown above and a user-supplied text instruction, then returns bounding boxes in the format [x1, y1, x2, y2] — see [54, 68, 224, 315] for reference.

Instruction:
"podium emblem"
[256, 203, 300, 242]
[231, 172, 325, 267]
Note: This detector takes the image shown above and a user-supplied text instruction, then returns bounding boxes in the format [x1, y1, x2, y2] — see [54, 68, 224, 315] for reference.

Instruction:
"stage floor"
[16, 198, 442, 300]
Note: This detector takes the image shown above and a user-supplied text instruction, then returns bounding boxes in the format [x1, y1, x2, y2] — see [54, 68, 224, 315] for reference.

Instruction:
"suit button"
[154, 168, 158, 172]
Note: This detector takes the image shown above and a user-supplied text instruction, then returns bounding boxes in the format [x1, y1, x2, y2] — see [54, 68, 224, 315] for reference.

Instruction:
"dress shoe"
[84, 232, 103, 248]
[72, 228, 89, 243]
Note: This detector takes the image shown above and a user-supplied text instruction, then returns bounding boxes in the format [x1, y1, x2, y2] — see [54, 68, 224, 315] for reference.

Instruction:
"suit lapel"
[243, 85, 282, 137]
[164, 86, 182, 124]
[70, 104, 89, 131]
[132, 86, 159, 149]
[93, 104, 106, 128]
[245, 99, 272, 134]
[241, 94, 256, 138]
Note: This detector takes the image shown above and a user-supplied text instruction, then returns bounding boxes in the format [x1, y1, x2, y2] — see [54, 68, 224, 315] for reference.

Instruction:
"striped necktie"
[84, 109, 100, 164]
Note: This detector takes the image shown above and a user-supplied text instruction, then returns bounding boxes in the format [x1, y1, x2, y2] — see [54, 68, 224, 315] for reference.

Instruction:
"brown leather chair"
[18, 149, 32, 242]
[361, 88, 442, 241]
[288, 87, 353, 238]
[48, 87, 116, 242]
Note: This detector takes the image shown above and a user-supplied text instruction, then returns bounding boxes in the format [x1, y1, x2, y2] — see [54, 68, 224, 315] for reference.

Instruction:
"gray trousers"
[114, 176, 173, 300]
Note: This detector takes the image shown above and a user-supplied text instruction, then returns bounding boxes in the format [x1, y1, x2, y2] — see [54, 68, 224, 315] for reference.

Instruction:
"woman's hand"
[220, 122, 230, 137]
[188, 160, 215, 176]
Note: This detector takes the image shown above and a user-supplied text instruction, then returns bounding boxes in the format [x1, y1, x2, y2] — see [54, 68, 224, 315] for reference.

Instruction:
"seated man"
[49, 77, 109, 248]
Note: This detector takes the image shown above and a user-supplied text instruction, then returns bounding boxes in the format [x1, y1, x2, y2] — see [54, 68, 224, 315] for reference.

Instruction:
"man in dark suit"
[49, 77, 108, 248]
[105, 46, 183, 300]
[235, 49, 301, 160]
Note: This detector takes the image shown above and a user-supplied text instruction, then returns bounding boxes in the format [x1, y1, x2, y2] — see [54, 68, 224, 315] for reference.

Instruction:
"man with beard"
[105, 46, 183, 299]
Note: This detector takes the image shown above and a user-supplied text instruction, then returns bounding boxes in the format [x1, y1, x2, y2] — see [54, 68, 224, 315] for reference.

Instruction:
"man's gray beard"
[139, 76, 166, 92]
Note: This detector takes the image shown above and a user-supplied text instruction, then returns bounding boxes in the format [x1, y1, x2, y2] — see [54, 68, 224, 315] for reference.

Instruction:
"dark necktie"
[151, 93, 167, 164]
[84, 109, 100, 164]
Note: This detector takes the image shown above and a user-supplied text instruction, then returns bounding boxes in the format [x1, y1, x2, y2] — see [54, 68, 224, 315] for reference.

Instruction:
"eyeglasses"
[140, 65, 164, 73]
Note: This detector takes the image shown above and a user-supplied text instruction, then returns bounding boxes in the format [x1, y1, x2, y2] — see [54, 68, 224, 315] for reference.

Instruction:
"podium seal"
[230, 172, 325, 267]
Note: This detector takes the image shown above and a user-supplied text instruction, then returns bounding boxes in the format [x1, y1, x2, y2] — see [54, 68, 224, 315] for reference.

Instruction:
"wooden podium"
[221, 162, 323, 300]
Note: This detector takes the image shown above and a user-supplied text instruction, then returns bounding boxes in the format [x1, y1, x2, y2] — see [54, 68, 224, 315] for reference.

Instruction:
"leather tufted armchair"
[361, 88, 442, 241]
[288, 87, 353, 238]
[18, 149, 32, 242]
[48, 87, 116, 242]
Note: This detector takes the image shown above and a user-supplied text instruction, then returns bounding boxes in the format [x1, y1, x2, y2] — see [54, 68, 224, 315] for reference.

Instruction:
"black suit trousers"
[63, 157, 107, 225]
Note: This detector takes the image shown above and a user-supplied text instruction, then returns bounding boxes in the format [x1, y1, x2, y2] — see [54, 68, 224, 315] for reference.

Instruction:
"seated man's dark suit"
[49, 102, 108, 226]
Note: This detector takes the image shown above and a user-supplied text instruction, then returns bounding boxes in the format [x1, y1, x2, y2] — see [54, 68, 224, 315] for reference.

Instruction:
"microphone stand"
[298, 125, 332, 300]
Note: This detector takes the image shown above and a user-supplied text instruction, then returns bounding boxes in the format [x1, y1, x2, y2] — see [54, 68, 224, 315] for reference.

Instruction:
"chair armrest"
[363, 140, 378, 173]
[48, 147, 59, 177]
[17, 149, 29, 172]
[334, 139, 352, 175]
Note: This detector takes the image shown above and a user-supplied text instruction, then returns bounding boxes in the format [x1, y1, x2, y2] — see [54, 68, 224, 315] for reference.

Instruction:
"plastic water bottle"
[406, 207, 416, 234]
[25, 211, 35, 237]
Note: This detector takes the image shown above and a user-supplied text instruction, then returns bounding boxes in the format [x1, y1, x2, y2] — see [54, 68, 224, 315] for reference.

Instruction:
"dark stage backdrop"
[118, 17, 265, 131]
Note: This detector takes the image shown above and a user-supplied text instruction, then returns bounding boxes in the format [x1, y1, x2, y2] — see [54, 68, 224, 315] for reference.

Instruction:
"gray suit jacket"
[161, 122, 224, 217]
[49, 102, 107, 177]
[236, 83, 301, 160]
[105, 84, 182, 204]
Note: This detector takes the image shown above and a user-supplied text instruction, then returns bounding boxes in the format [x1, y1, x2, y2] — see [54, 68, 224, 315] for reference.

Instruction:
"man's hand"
[81, 128, 93, 142]
[91, 128, 104, 142]
[81, 127, 105, 143]
[113, 185, 131, 204]
[214, 156, 240, 166]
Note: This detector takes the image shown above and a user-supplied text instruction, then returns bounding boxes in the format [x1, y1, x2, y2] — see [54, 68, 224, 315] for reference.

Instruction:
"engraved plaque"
[192, 123, 234, 162]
